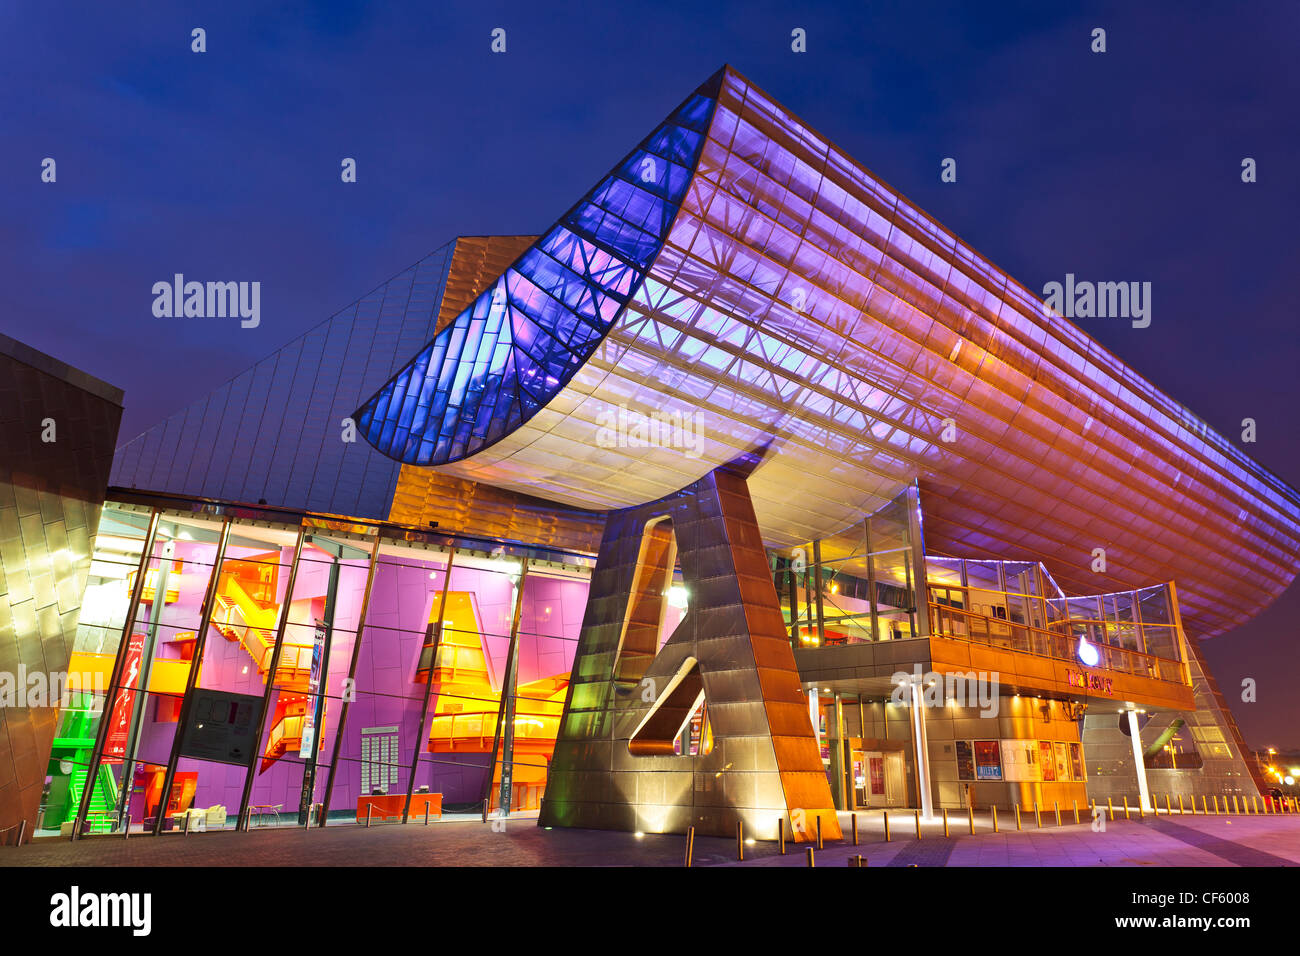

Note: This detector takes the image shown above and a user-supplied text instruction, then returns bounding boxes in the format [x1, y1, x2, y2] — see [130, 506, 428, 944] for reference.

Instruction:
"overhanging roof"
[355, 65, 1300, 638]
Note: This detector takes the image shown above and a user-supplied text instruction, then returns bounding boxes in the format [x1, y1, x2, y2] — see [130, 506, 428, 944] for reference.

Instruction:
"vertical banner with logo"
[298, 620, 327, 760]
[103, 632, 146, 762]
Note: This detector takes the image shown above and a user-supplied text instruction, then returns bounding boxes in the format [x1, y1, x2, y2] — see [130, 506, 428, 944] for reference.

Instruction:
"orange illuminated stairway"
[209, 557, 318, 774]
[212, 569, 314, 689]
[418, 592, 567, 810]
[260, 694, 310, 772]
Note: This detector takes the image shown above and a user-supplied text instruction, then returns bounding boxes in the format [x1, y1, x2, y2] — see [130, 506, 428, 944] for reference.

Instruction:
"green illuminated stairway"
[46, 693, 119, 832]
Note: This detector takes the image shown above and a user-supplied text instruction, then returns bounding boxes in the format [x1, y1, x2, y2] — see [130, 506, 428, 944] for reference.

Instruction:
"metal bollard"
[1054, 802, 1061, 827]
[1107, 797, 1114, 821]
[915, 810, 921, 839]
[1232, 795, 1240, 815]
[992, 805, 999, 833]
[684, 826, 695, 868]
[779, 817, 786, 854]
[847, 854, 866, 867]
[816, 814, 823, 850]
[942, 808, 949, 838]
[424, 804, 430, 826]
[1015, 804, 1022, 830]
[968, 805, 975, 835]
[883, 810, 891, 842]
[852, 812, 859, 846]
[1212, 795, 1219, 815]
[17, 820, 27, 847]
[1122, 797, 1130, 821]
[1073, 800, 1079, 824]
[736, 820, 744, 861]
[184, 813, 191, 836]
[366, 804, 374, 828]
[806, 846, 815, 867]
[1138, 799, 1144, 821]
[1166, 794, 1172, 815]
[1202, 795, 1209, 815]
[1178, 795, 1184, 815]
[1034, 802, 1041, 828]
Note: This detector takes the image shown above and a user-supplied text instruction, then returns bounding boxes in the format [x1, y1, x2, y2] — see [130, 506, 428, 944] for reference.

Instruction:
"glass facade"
[773, 486, 1190, 686]
[49, 500, 592, 836]
[928, 558, 1187, 684]
[773, 485, 929, 646]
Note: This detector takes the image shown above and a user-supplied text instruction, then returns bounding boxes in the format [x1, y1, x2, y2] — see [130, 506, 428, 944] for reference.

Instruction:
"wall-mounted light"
[1076, 635, 1100, 667]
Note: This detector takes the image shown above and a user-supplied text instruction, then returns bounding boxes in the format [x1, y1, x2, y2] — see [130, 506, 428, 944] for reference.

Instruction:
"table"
[249, 804, 282, 827]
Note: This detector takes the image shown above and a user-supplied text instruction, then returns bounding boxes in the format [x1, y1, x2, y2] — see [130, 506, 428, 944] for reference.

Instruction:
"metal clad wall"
[0, 335, 123, 840]
[110, 241, 460, 519]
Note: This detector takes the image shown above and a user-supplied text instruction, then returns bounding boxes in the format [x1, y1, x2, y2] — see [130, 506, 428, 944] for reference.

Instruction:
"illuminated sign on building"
[1065, 668, 1113, 695]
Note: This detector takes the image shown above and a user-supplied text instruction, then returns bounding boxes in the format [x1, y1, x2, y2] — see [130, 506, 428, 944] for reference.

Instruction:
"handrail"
[928, 602, 1188, 685]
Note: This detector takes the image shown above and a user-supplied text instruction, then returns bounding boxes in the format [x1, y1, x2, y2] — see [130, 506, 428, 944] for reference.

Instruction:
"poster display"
[974, 740, 1003, 780]
[1001, 739, 1040, 781]
[1038, 740, 1056, 781]
[1053, 741, 1071, 781]
[955, 740, 976, 781]
[1069, 742, 1084, 780]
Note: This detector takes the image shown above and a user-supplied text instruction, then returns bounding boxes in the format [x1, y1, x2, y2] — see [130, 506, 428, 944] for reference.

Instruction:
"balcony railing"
[928, 602, 1188, 685]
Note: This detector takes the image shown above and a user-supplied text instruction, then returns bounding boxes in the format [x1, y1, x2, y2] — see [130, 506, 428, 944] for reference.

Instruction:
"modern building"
[20, 66, 1298, 845]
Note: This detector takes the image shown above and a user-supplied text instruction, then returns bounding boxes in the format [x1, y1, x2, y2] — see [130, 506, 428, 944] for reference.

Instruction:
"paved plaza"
[3, 807, 1298, 868]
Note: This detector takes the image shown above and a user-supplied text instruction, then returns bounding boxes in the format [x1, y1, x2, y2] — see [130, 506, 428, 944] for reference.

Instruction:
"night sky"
[4, 2, 1298, 747]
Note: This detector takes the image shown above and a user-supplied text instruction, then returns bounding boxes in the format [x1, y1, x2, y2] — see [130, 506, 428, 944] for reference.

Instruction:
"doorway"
[853, 748, 905, 807]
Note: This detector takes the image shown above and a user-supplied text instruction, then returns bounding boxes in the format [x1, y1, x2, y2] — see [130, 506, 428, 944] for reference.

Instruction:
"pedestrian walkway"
[3, 807, 1297, 868]
[727, 808, 1300, 867]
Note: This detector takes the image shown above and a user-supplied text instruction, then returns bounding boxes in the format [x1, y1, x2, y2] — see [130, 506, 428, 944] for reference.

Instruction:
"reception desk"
[356, 793, 442, 823]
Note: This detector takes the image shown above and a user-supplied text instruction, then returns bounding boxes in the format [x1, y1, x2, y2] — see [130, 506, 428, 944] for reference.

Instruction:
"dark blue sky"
[4, 1, 1298, 747]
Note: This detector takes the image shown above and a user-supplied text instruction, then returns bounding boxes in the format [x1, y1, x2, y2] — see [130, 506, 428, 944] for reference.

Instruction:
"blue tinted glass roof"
[355, 81, 718, 466]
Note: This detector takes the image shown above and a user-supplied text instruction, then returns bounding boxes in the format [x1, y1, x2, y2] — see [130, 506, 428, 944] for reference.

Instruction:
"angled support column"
[540, 466, 840, 842]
